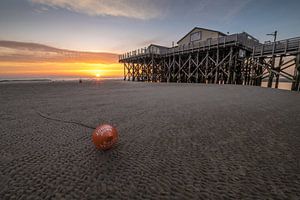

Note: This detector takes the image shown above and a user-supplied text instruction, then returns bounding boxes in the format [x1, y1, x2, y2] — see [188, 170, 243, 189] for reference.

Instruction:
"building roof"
[177, 27, 227, 44]
[148, 44, 170, 49]
[241, 32, 260, 43]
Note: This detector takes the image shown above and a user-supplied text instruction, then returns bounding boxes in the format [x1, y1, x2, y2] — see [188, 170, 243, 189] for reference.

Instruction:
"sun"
[95, 73, 100, 78]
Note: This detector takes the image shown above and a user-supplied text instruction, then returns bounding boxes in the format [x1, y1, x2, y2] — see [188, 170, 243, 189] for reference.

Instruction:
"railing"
[252, 37, 300, 56]
[119, 32, 261, 61]
[118, 46, 167, 60]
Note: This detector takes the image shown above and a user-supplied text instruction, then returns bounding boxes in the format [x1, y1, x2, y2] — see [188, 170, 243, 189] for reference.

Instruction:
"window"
[190, 31, 202, 42]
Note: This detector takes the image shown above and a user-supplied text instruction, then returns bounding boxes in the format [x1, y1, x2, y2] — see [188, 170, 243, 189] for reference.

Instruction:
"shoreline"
[0, 78, 293, 91]
[0, 77, 123, 83]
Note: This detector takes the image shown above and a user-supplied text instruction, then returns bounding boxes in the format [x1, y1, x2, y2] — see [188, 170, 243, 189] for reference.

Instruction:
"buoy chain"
[35, 110, 96, 130]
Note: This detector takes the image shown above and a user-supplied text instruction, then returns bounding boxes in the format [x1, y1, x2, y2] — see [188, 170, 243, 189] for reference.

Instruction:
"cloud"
[33, 6, 49, 14]
[217, 0, 252, 23]
[0, 40, 119, 63]
[29, 0, 165, 20]
[28, 0, 252, 22]
[184, 0, 252, 23]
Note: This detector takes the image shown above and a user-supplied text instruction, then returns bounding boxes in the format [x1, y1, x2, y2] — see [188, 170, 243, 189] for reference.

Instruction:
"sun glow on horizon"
[0, 41, 122, 79]
[0, 61, 123, 78]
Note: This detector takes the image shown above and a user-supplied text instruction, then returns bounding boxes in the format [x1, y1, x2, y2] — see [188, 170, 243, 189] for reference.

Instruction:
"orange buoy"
[92, 124, 118, 150]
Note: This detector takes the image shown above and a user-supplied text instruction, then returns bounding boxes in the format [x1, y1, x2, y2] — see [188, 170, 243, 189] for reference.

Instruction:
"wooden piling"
[292, 54, 300, 91]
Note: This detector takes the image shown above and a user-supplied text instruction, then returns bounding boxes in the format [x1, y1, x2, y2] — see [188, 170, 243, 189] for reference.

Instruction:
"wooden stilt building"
[119, 27, 300, 91]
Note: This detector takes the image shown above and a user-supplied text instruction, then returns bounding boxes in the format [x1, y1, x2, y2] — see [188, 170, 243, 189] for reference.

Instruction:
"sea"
[0, 77, 122, 83]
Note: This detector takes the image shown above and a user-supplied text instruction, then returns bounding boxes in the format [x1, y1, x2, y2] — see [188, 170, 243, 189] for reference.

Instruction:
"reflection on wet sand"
[261, 82, 292, 91]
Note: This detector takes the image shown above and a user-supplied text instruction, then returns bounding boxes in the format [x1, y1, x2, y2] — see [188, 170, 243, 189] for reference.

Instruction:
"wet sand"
[0, 80, 299, 199]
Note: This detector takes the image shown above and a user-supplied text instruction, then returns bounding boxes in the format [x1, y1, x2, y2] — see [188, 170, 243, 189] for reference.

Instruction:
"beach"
[0, 80, 299, 199]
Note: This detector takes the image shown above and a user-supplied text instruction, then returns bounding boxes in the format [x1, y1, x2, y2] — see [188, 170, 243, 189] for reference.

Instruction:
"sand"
[0, 80, 299, 199]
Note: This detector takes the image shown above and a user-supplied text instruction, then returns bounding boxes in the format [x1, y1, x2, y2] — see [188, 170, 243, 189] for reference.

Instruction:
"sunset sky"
[1, 0, 300, 79]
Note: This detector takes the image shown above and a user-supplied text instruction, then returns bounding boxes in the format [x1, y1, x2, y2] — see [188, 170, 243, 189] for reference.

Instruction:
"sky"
[0, 0, 300, 78]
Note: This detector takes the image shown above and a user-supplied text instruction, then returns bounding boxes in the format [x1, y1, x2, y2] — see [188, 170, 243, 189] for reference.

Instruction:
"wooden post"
[246, 58, 250, 85]
[257, 57, 264, 86]
[214, 48, 219, 84]
[232, 53, 237, 84]
[138, 62, 141, 81]
[267, 57, 275, 88]
[128, 62, 132, 81]
[275, 55, 283, 88]
[205, 51, 209, 84]
[148, 58, 151, 82]
[292, 54, 300, 91]
[123, 63, 126, 80]
[168, 56, 171, 82]
[137, 62, 139, 81]
[132, 62, 135, 81]
[227, 47, 233, 84]
[151, 54, 154, 82]
[267, 42, 276, 88]
[172, 55, 176, 82]
[188, 54, 191, 83]
[143, 58, 146, 81]
[177, 55, 181, 83]
[163, 58, 167, 82]
[196, 52, 199, 83]
[251, 46, 256, 85]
